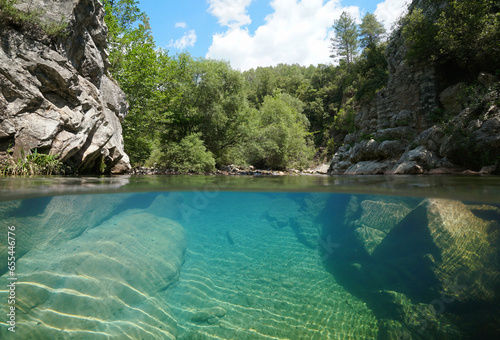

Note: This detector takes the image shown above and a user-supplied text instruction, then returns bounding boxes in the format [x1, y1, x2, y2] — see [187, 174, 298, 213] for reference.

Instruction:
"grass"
[1, 149, 64, 176]
[0, 0, 68, 39]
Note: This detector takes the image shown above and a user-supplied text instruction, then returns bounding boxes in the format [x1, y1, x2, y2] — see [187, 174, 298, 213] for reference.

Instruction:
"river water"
[0, 175, 499, 339]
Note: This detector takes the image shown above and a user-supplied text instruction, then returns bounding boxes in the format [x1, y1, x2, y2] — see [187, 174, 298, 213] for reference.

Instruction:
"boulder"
[0, 211, 186, 339]
[349, 139, 380, 163]
[396, 146, 440, 170]
[415, 125, 446, 153]
[439, 83, 466, 114]
[347, 198, 413, 255]
[377, 140, 406, 159]
[345, 161, 394, 175]
[478, 72, 495, 88]
[390, 161, 424, 174]
[0, 0, 130, 173]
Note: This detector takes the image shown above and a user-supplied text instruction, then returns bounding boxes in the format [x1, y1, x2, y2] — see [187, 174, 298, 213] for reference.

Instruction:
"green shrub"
[147, 133, 215, 174]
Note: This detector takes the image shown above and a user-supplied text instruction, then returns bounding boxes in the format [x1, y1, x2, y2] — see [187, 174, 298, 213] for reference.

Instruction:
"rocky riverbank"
[129, 163, 332, 176]
[0, 0, 130, 174]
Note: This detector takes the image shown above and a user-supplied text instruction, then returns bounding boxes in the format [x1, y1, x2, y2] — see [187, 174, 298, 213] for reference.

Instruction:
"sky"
[136, 0, 408, 71]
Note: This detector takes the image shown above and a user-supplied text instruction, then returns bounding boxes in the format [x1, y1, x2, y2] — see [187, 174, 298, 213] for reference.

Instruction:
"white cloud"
[374, 0, 408, 32]
[207, 0, 253, 28]
[169, 29, 197, 50]
[206, 0, 361, 70]
[175, 22, 188, 29]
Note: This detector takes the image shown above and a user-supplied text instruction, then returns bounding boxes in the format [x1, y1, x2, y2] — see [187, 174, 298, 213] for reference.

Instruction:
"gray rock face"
[328, 17, 500, 175]
[0, 0, 130, 173]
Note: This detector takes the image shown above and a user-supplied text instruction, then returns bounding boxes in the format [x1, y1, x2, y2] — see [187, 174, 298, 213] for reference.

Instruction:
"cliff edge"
[329, 1, 499, 175]
[0, 0, 130, 174]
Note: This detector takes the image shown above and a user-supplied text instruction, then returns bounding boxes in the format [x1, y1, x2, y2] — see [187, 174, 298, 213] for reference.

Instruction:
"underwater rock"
[346, 197, 414, 255]
[324, 195, 500, 338]
[191, 307, 227, 323]
[373, 290, 461, 340]
[0, 193, 131, 274]
[422, 200, 500, 304]
[0, 211, 186, 339]
[289, 194, 329, 248]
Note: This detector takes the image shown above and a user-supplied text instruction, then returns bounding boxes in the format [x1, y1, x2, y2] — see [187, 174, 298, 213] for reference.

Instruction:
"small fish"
[226, 231, 235, 245]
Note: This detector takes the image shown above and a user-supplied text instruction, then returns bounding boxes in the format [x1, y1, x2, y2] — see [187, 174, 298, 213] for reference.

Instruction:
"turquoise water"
[0, 176, 499, 339]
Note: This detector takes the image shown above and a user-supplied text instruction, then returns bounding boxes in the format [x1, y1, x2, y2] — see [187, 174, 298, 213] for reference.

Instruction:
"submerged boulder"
[323, 195, 500, 338]
[0, 211, 186, 339]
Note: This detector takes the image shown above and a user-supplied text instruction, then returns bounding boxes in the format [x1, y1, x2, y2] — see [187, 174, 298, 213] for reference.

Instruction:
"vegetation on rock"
[0, 0, 68, 39]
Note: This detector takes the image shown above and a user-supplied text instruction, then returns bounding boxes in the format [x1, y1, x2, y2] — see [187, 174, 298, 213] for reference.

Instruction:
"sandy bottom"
[163, 192, 378, 339]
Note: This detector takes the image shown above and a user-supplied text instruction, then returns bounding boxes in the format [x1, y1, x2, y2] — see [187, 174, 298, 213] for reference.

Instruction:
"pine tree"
[330, 12, 359, 72]
[359, 13, 386, 48]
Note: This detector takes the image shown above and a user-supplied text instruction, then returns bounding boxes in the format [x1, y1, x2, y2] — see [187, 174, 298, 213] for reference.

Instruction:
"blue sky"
[136, 0, 407, 70]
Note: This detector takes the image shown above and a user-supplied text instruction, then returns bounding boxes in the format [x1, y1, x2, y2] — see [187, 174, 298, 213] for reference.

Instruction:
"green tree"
[158, 57, 248, 167]
[330, 12, 359, 72]
[401, 0, 500, 71]
[103, 0, 167, 164]
[359, 13, 386, 48]
[243, 93, 314, 170]
[148, 133, 215, 174]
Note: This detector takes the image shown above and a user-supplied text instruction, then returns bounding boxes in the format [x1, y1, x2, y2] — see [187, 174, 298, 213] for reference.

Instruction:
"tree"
[401, 0, 500, 72]
[103, 0, 167, 164]
[158, 57, 248, 166]
[330, 12, 359, 72]
[243, 93, 314, 170]
[359, 13, 386, 48]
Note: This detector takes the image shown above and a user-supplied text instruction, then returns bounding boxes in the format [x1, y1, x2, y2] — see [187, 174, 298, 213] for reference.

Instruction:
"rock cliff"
[0, 0, 130, 173]
[329, 3, 500, 175]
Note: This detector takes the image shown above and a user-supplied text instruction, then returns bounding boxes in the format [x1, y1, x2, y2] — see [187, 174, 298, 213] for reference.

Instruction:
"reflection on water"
[0, 190, 499, 339]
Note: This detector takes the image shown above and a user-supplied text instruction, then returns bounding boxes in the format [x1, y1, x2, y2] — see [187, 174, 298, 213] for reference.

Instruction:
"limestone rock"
[375, 126, 417, 142]
[346, 197, 413, 255]
[423, 200, 500, 304]
[345, 161, 394, 175]
[0, 193, 131, 274]
[0, 0, 130, 173]
[328, 9, 499, 175]
[349, 139, 380, 163]
[377, 140, 406, 159]
[439, 83, 466, 114]
[373, 290, 461, 340]
[394, 146, 440, 172]
[0, 211, 186, 339]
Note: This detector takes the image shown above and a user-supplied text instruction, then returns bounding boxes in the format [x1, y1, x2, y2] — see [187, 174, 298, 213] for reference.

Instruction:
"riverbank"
[128, 162, 499, 176]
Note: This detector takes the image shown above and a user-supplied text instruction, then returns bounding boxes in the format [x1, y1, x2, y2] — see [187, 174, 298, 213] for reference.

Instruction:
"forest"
[104, 0, 499, 173]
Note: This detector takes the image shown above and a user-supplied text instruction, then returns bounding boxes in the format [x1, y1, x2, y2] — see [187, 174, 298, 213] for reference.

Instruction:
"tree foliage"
[243, 93, 314, 170]
[359, 13, 386, 48]
[103, 1, 389, 170]
[401, 0, 500, 72]
[330, 12, 359, 72]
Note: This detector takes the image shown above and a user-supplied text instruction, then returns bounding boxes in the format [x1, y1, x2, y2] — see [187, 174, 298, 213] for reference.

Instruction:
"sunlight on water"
[0, 189, 499, 339]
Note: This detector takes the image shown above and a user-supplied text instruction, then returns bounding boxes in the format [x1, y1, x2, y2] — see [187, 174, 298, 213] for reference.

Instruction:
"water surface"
[0, 176, 499, 339]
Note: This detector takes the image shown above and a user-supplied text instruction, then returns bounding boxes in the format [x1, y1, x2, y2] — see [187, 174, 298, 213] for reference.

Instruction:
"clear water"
[0, 176, 499, 339]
